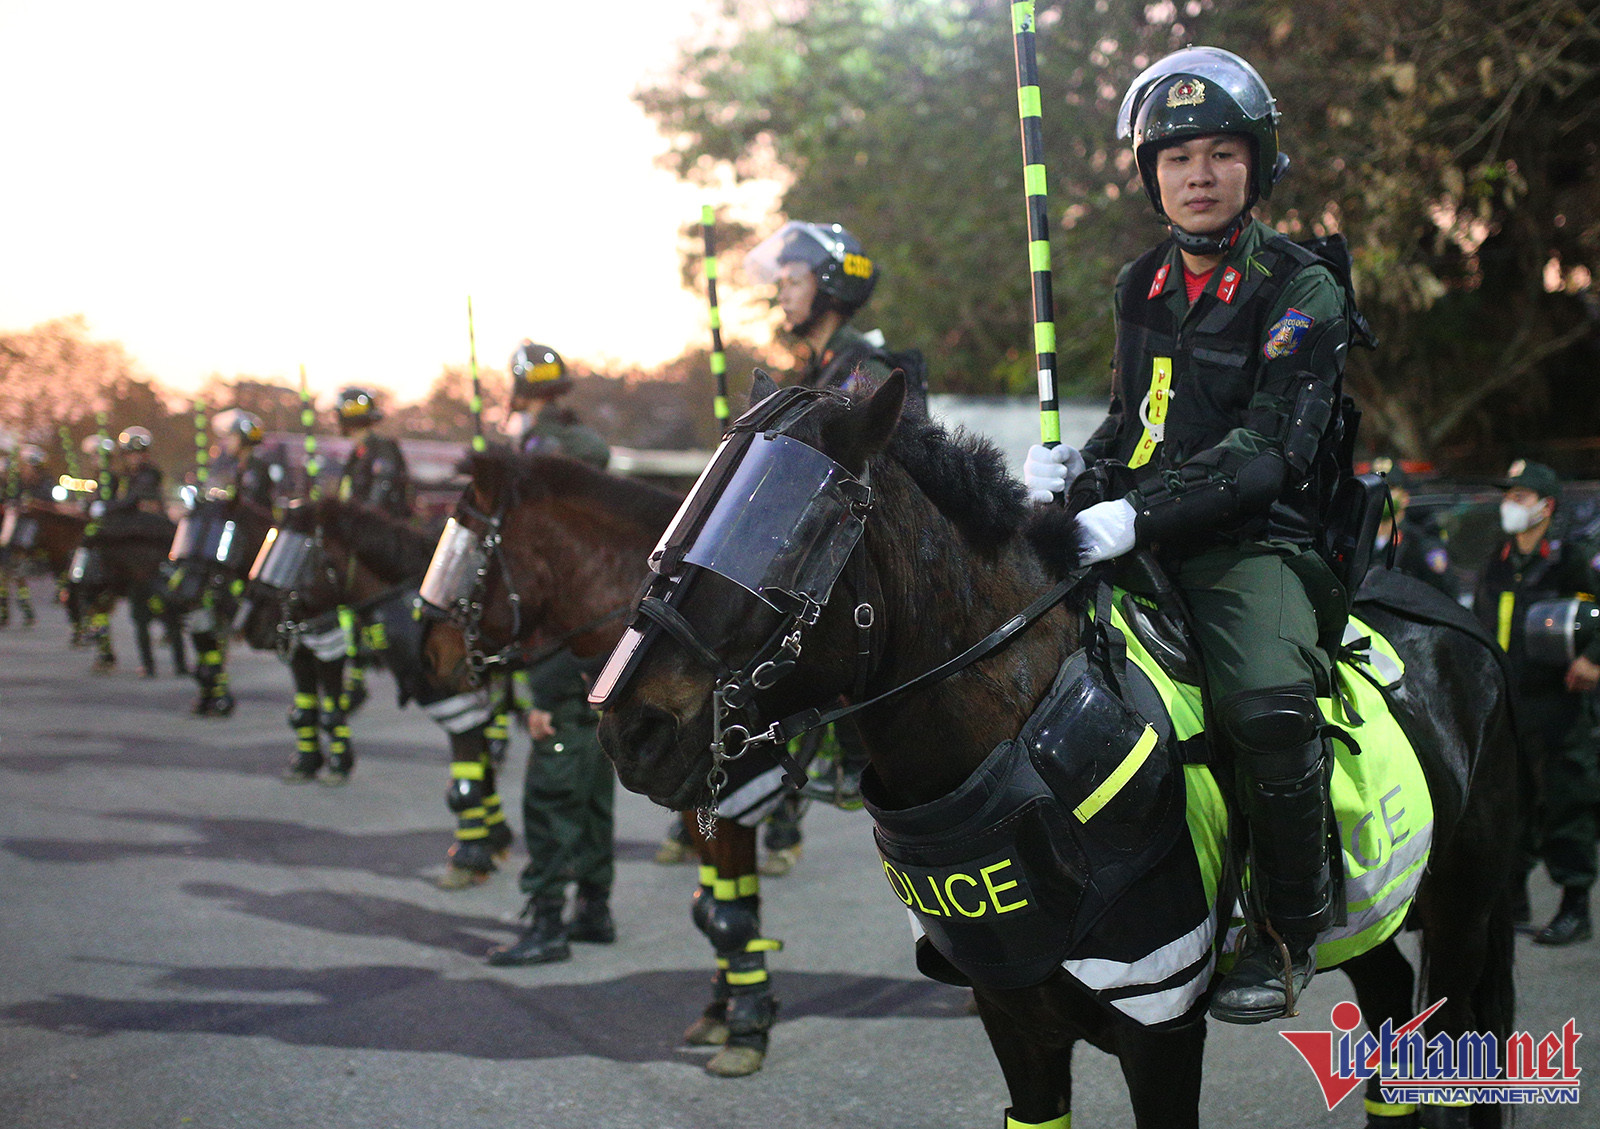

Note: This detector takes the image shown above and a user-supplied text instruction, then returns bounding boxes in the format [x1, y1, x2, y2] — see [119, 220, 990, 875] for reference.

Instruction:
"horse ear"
[467, 451, 509, 510]
[749, 368, 779, 405]
[856, 369, 906, 456]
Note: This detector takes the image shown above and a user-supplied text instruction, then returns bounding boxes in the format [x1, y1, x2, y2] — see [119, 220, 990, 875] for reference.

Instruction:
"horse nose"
[600, 704, 683, 799]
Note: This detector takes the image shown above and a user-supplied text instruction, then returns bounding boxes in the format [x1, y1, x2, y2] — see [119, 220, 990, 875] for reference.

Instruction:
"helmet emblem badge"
[1166, 78, 1206, 108]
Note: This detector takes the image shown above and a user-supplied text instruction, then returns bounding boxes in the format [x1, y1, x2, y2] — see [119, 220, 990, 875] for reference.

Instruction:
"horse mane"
[879, 413, 1032, 553]
[286, 498, 436, 583]
[474, 446, 682, 532]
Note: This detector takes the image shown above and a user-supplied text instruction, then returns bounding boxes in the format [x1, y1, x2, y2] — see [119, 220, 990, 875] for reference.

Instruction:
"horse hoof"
[653, 839, 695, 865]
[705, 1045, 765, 1077]
[281, 769, 319, 785]
[682, 1016, 729, 1046]
[318, 771, 350, 787]
[758, 846, 801, 877]
[437, 865, 492, 891]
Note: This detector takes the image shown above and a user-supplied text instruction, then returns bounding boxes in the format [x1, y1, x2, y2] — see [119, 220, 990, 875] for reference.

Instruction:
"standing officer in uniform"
[1372, 459, 1459, 600]
[1026, 47, 1358, 1022]
[111, 427, 164, 515]
[1475, 460, 1600, 945]
[486, 340, 619, 965]
[0, 445, 55, 628]
[335, 387, 411, 519]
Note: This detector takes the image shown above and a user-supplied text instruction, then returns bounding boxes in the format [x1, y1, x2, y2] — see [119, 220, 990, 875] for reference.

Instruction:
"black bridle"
[609, 385, 1086, 819]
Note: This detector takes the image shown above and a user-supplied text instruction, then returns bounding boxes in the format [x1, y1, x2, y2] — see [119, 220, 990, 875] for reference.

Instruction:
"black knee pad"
[446, 776, 487, 814]
[1217, 684, 1323, 782]
[703, 896, 762, 955]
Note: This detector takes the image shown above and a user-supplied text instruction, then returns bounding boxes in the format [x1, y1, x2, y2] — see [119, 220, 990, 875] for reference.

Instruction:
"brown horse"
[421, 447, 807, 1076]
[595, 373, 1518, 1129]
[1, 502, 89, 635]
[68, 507, 188, 676]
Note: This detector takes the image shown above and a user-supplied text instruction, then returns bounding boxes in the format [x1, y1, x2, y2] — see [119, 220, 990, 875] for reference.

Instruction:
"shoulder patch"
[1263, 308, 1315, 359]
[1426, 547, 1450, 574]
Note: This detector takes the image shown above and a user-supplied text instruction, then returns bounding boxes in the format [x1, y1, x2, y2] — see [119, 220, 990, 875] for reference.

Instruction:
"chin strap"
[1167, 209, 1252, 256]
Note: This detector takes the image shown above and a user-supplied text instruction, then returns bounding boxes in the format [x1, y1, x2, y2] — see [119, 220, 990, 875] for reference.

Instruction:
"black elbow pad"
[1283, 377, 1336, 476]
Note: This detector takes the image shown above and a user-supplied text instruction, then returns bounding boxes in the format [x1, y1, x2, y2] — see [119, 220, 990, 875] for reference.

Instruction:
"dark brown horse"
[68, 507, 188, 676]
[421, 447, 807, 1076]
[595, 373, 1519, 1129]
[2, 502, 89, 636]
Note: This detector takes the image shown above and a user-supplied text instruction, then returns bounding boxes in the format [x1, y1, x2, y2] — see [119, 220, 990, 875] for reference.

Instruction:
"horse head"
[420, 447, 677, 689]
[596, 371, 1070, 813]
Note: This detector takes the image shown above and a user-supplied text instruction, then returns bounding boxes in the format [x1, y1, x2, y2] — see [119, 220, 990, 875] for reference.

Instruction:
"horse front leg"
[973, 989, 1075, 1127]
[687, 818, 778, 1077]
[282, 645, 325, 782]
[440, 722, 513, 888]
[1342, 940, 1422, 1128]
[319, 656, 352, 783]
[1113, 1018, 1205, 1129]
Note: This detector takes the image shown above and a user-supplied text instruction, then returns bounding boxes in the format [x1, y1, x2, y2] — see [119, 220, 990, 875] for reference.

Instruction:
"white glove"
[1023, 443, 1086, 504]
[1076, 499, 1138, 565]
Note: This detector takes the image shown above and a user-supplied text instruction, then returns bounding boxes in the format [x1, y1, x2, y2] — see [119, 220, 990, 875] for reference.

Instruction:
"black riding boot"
[569, 884, 616, 943]
[486, 897, 570, 966]
[1534, 886, 1592, 946]
[1211, 724, 1333, 1025]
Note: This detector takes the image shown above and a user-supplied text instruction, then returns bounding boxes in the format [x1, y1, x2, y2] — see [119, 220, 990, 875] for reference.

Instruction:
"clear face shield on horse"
[416, 507, 516, 677]
[588, 387, 874, 801]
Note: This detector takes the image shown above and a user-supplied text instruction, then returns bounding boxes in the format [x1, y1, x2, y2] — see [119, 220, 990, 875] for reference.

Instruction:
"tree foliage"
[639, 0, 1600, 470]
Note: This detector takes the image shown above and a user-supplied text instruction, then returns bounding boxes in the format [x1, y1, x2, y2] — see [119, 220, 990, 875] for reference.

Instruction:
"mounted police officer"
[0, 444, 55, 628]
[1372, 459, 1458, 600]
[184, 409, 273, 715]
[1026, 46, 1358, 1022]
[111, 427, 164, 515]
[486, 339, 619, 966]
[1475, 460, 1600, 946]
[335, 387, 411, 520]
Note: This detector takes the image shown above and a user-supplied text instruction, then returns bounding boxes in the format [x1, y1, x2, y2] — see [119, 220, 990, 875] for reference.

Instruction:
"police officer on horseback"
[1475, 460, 1600, 946]
[111, 427, 164, 515]
[1026, 46, 1358, 1023]
[0, 444, 55, 628]
[335, 387, 411, 520]
[208, 409, 276, 511]
[485, 339, 619, 966]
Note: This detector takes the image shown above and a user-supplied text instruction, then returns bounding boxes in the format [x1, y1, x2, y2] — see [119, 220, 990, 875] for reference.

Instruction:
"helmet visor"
[249, 527, 317, 591]
[677, 433, 867, 610]
[1117, 47, 1275, 140]
[745, 221, 833, 285]
[419, 517, 487, 614]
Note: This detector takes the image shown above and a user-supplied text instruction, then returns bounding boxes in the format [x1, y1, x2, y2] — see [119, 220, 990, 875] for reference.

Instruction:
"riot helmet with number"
[1117, 47, 1286, 254]
[336, 386, 384, 433]
[117, 426, 153, 453]
[510, 341, 570, 400]
[746, 221, 879, 326]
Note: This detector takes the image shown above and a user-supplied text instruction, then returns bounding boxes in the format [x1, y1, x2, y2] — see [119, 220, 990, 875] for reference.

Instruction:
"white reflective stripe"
[1341, 619, 1404, 685]
[422, 692, 492, 734]
[1064, 912, 1214, 992]
[906, 907, 927, 942]
[1106, 952, 1215, 1025]
[300, 624, 348, 662]
[1329, 823, 1433, 942]
[715, 764, 786, 826]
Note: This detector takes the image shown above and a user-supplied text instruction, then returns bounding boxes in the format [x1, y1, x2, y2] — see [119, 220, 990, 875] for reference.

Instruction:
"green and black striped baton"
[467, 296, 486, 453]
[193, 400, 209, 488]
[1010, 2, 1062, 461]
[300, 364, 321, 501]
[701, 205, 731, 429]
[95, 410, 112, 502]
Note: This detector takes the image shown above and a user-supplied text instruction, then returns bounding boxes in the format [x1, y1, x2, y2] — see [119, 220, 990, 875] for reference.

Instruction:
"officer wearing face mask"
[1474, 460, 1600, 946]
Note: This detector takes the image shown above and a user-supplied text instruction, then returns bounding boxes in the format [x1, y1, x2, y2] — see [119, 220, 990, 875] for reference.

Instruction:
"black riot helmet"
[213, 408, 265, 447]
[746, 221, 879, 322]
[510, 341, 570, 399]
[1117, 47, 1286, 254]
[117, 426, 153, 453]
[336, 386, 384, 431]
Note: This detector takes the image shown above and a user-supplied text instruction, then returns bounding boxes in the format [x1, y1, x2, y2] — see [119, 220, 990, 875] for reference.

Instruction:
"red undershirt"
[1184, 266, 1214, 304]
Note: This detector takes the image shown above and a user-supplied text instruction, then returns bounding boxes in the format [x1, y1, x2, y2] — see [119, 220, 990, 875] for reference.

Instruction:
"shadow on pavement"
[2, 964, 972, 1063]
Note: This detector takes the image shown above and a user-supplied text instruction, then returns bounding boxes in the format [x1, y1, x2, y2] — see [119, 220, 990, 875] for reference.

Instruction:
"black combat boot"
[486, 898, 570, 965]
[1534, 887, 1592, 946]
[568, 884, 617, 943]
[1210, 708, 1332, 1025]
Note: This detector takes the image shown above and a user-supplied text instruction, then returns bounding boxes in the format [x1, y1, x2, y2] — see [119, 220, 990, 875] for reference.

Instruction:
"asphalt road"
[1, 598, 1593, 1128]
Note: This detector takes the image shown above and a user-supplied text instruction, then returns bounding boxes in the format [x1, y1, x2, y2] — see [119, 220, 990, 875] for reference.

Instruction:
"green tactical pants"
[1171, 543, 1333, 706]
[1519, 690, 1600, 891]
[519, 720, 617, 899]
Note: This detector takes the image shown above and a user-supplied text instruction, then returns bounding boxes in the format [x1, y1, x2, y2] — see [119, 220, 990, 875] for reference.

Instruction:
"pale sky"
[1, 0, 781, 405]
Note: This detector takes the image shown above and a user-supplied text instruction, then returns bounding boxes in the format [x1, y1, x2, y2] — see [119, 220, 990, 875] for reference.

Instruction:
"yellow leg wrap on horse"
[1364, 1098, 1419, 1117]
[1006, 1113, 1069, 1129]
